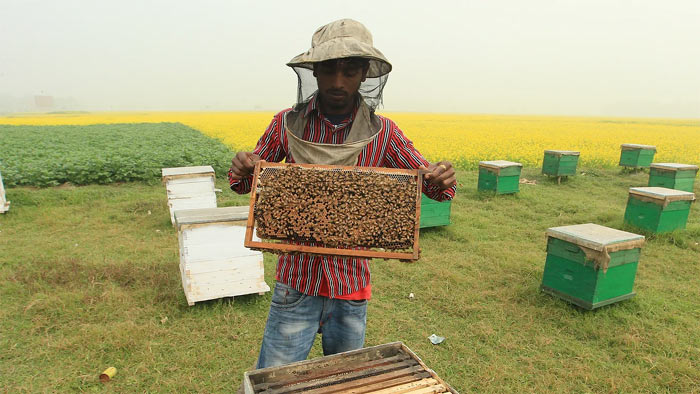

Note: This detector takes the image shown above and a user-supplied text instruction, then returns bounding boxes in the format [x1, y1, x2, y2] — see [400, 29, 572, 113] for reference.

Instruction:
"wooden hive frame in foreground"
[243, 342, 457, 393]
[244, 162, 424, 261]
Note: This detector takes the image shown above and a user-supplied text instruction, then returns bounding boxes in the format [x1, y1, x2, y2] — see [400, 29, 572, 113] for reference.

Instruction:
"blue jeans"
[256, 281, 368, 369]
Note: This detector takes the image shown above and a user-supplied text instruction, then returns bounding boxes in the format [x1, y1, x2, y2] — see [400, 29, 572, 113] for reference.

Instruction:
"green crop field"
[1, 123, 699, 392]
[0, 123, 232, 187]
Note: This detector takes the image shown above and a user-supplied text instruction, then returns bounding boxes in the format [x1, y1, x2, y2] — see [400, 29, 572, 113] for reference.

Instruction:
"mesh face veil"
[291, 63, 389, 111]
[287, 19, 392, 111]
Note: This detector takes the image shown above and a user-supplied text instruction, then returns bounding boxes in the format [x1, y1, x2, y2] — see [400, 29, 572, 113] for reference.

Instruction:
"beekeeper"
[229, 18, 457, 369]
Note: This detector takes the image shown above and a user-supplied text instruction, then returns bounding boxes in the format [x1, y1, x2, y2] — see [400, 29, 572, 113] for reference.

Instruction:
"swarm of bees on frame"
[254, 166, 417, 250]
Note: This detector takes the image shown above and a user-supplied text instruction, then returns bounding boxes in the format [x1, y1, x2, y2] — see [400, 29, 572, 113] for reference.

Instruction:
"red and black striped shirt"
[229, 95, 456, 298]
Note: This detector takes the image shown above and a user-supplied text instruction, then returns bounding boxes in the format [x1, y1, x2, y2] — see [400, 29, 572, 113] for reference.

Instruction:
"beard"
[319, 89, 355, 114]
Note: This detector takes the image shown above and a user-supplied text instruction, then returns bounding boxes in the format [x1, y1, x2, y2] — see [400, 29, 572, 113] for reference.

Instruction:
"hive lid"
[629, 187, 696, 202]
[162, 165, 215, 177]
[650, 163, 699, 171]
[621, 143, 656, 150]
[175, 206, 249, 226]
[479, 160, 523, 169]
[544, 150, 580, 156]
[546, 223, 644, 252]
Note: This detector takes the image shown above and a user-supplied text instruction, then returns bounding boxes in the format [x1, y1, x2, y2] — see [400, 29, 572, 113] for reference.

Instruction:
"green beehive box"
[624, 187, 696, 233]
[419, 194, 451, 228]
[619, 144, 656, 168]
[542, 150, 580, 179]
[648, 163, 698, 192]
[478, 160, 522, 194]
[541, 223, 645, 310]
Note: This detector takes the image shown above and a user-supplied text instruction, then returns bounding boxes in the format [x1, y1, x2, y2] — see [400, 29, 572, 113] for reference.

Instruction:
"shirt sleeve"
[229, 111, 288, 194]
[381, 119, 456, 202]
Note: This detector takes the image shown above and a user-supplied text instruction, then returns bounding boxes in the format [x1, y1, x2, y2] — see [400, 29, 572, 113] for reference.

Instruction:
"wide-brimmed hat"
[287, 19, 392, 78]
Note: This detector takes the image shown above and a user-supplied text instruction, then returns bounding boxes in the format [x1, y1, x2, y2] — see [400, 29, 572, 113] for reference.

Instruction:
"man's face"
[314, 58, 368, 115]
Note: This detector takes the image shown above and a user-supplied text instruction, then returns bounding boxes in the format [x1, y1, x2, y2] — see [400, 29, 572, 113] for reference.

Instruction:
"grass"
[0, 168, 698, 392]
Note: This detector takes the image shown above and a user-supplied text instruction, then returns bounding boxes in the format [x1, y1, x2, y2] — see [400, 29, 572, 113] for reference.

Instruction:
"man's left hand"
[420, 161, 457, 191]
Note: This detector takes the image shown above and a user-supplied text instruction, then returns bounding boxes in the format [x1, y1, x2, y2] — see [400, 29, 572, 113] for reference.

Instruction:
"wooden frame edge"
[243, 161, 422, 261]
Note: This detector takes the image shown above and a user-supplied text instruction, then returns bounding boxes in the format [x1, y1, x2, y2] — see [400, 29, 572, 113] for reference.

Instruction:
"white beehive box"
[162, 166, 217, 225]
[175, 206, 270, 306]
[0, 170, 9, 213]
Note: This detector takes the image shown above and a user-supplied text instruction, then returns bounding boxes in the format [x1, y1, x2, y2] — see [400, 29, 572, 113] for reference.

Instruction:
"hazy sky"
[1, 0, 699, 117]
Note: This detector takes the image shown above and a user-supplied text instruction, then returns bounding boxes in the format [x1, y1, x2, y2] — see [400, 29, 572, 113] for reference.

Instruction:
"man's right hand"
[230, 152, 261, 180]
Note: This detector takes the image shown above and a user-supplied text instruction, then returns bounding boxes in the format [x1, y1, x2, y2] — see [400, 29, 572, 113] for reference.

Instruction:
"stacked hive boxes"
[162, 166, 217, 225]
[538, 143, 696, 310]
[175, 206, 269, 306]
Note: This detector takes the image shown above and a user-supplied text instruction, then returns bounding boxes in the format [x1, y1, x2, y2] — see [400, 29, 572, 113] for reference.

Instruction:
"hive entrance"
[244, 162, 423, 260]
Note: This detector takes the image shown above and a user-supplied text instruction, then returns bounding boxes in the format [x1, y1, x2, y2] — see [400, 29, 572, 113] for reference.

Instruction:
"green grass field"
[1, 167, 698, 392]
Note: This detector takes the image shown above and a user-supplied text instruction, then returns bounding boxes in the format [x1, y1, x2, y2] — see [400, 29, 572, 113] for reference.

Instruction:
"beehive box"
[619, 144, 656, 168]
[162, 166, 217, 225]
[541, 223, 645, 310]
[419, 194, 451, 228]
[648, 163, 698, 192]
[478, 160, 522, 194]
[243, 342, 457, 393]
[542, 150, 580, 180]
[0, 170, 9, 213]
[624, 187, 696, 233]
[175, 206, 270, 306]
[245, 162, 423, 261]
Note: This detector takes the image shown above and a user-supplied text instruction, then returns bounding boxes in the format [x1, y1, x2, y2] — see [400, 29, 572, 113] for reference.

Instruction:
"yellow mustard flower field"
[1, 112, 698, 168]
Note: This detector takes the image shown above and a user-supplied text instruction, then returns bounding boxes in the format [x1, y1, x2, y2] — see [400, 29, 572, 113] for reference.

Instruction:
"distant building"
[34, 95, 55, 109]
